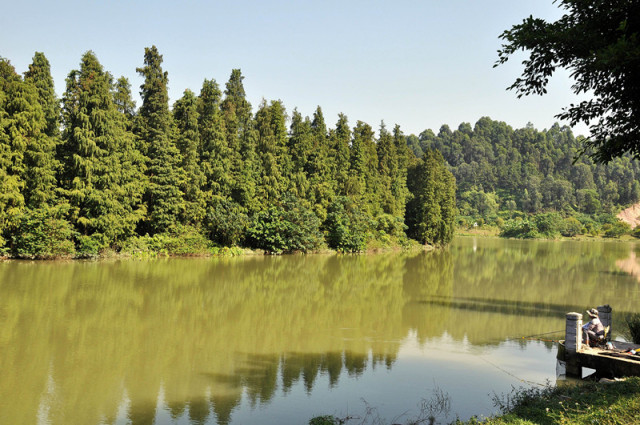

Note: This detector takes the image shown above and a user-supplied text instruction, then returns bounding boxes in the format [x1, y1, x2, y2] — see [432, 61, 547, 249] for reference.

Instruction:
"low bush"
[206, 198, 249, 247]
[533, 212, 562, 238]
[560, 216, 583, 237]
[604, 221, 631, 238]
[499, 219, 538, 239]
[324, 197, 373, 252]
[75, 233, 108, 258]
[11, 206, 75, 258]
[247, 197, 323, 254]
[121, 225, 211, 257]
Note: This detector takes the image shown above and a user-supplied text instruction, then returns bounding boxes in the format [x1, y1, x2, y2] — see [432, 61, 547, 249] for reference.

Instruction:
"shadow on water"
[416, 295, 573, 317]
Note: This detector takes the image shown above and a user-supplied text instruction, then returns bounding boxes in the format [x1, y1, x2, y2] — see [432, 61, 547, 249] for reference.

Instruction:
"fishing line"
[517, 329, 564, 339]
[520, 337, 561, 344]
[477, 354, 547, 388]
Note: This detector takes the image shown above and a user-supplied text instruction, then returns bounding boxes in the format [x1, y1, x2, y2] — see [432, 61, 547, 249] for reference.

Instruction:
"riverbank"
[309, 378, 640, 425]
[456, 228, 640, 243]
[455, 377, 640, 425]
[0, 238, 430, 260]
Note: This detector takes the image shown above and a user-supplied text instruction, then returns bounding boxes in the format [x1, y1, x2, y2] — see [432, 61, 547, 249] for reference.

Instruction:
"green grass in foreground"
[309, 378, 640, 425]
[457, 377, 640, 425]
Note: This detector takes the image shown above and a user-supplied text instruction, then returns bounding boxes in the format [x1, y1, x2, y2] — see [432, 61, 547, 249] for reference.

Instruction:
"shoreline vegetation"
[0, 238, 430, 261]
[3, 48, 639, 259]
[309, 378, 640, 425]
[1, 48, 457, 259]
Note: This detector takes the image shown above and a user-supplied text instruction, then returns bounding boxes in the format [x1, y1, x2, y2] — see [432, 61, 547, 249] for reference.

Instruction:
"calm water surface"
[2, 237, 640, 425]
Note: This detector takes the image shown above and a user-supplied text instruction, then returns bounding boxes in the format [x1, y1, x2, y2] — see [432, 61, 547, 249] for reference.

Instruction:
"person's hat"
[586, 308, 599, 318]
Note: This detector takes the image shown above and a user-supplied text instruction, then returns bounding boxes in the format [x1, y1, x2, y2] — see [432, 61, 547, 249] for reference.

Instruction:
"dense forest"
[0, 47, 456, 258]
[409, 118, 640, 238]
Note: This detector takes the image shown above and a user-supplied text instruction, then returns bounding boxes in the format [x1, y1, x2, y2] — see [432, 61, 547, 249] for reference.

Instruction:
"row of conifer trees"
[0, 46, 456, 257]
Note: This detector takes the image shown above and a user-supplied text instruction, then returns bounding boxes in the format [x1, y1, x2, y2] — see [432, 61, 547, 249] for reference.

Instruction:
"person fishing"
[582, 308, 605, 347]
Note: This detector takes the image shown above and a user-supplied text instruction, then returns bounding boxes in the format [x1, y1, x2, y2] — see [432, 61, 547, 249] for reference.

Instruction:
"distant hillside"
[408, 117, 640, 225]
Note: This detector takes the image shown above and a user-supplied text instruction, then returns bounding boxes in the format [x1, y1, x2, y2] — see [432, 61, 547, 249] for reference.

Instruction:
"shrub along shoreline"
[0, 232, 428, 260]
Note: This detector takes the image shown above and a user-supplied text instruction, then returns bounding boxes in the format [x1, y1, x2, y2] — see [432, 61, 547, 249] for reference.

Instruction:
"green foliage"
[205, 197, 249, 247]
[112, 76, 136, 124]
[419, 117, 640, 229]
[173, 89, 206, 226]
[254, 99, 292, 206]
[221, 69, 256, 210]
[3, 49, 466, 257]
[603, 221, 630, 238]
[23, 52, 60, 138]
[533, 212, 562, 238]
[497, 0, 640, 162]
[308, 416, 341, 425]
[120, 234, 169, 257]
[499, 219, 539, 239]
[121, 225, 210, 257]
[161, 225, 211, 255]
[60, 51, 145, 246]
[247, 196, 323, 253]
[210, 245, 244, 257]
[455, 378, 640, 425]
[406, 149, 457, 246]
[560, 216, 582, 237]
[136, 46, 185, 234]
[626, 314, 640, 344]
[1, 57, 58, 210]
[325, 196, 373, 252]
[10, 205, 75, 258]
[75, 234, 108, 258]
[198, 78, 231, 198]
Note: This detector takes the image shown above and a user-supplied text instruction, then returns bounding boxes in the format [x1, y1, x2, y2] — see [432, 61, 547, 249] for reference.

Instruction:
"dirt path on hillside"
[617, 202, 640, 229]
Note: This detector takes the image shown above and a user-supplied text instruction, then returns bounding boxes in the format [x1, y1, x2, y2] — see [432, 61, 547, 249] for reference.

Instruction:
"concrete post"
[598, 304, 612, 341]
[565, 312, 583, 377]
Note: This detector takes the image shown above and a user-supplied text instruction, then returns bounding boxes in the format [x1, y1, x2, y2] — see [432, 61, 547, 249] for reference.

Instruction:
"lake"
[2, 237, 639, 425]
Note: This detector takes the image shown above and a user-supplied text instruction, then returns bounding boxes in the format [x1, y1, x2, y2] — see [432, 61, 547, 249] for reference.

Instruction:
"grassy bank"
[309, 378, 640, 425]
[458, 377, 640, 425]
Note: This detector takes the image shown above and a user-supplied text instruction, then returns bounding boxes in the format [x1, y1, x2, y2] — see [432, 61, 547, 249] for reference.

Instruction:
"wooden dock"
[560, 305, 640, 378]
[573, 342, 640, 378]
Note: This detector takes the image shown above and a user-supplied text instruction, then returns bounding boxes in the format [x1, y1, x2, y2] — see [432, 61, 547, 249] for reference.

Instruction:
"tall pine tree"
[287, 109, 312, 200]
[221, 69, 256, 210]
[0, 59, 24, 247]
[60, 51, 145, 248]
[330, 113, 351, 197]
[406, 149, 456, 245]
[112, 76, 136, 128]
[0, 57, 58, 211]
[254, 99, 292, 206]
[136, 46, 185, 234]
[308, 106, 333, 220]
[173, 89, 206, 226]
[376, 122, 397, 215]
[23, 52, 60, 138]
[197, 78, 230, 199]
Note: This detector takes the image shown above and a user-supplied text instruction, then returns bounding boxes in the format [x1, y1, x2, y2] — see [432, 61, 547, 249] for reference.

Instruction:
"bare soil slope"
[617, 202, 640, 229]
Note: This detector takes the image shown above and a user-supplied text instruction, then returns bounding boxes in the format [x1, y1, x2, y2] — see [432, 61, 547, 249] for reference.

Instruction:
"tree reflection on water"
[1, 237, 639, 424]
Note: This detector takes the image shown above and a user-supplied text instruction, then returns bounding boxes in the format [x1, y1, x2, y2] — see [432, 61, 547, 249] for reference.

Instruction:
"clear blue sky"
[1, 0, 589, 137]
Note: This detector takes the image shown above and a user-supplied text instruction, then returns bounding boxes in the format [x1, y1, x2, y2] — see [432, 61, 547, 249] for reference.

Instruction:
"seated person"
[583, 308, 605, 346]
